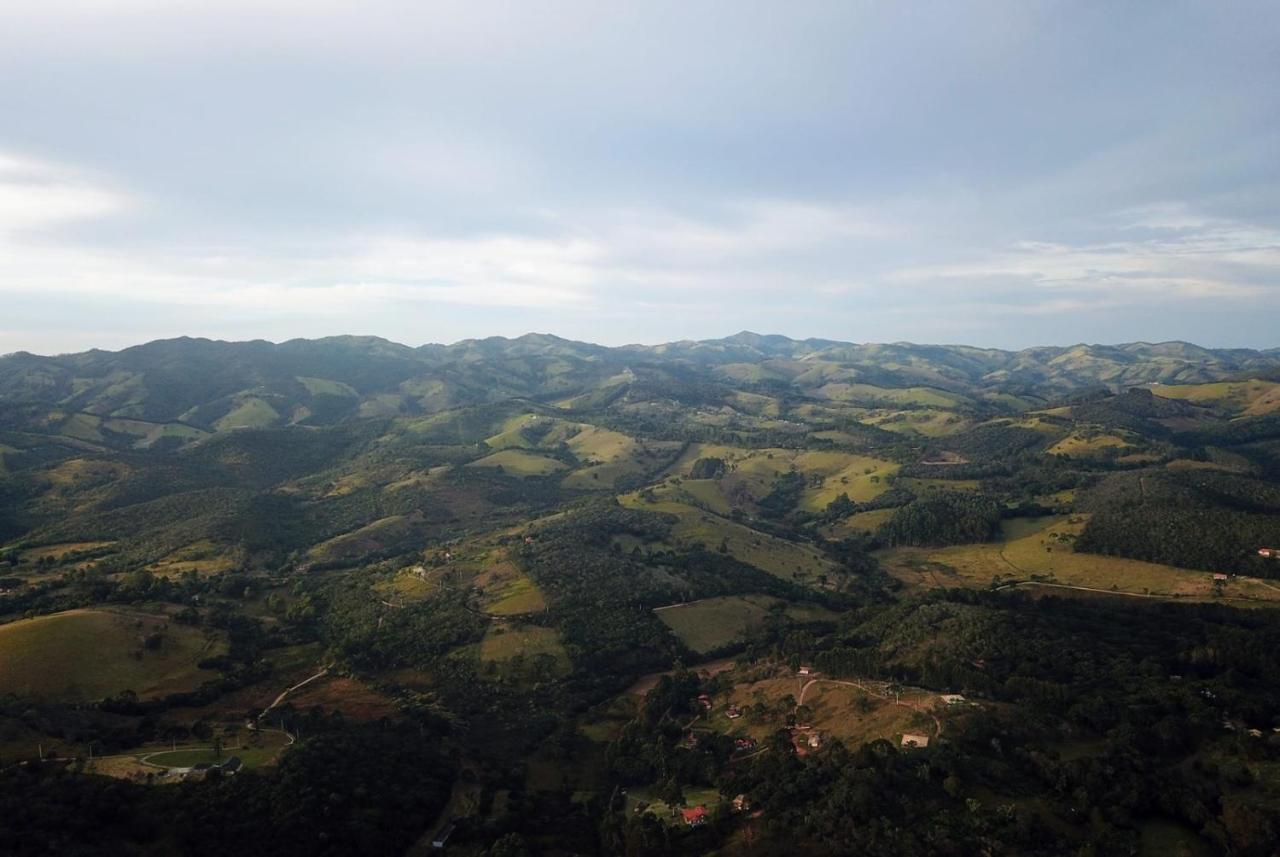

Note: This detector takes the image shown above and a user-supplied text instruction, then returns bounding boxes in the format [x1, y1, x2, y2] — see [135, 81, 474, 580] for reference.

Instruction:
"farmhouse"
[726, 705, 742, 719]
[682, 806, 709, 827]
[697, 693, 712, 711]
[1213, 573, 1229, 582]
[734, 737, 757, 751]
[797, 665, 813, 677]
[940, 694, 966, 706]
[901, 733, 930, 749]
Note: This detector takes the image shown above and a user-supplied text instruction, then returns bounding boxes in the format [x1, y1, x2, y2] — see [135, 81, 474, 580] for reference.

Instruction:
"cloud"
[0, 153, 130, 234]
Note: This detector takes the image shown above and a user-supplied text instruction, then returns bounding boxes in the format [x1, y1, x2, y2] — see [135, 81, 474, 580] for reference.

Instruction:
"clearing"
[0, 608, 222, 702]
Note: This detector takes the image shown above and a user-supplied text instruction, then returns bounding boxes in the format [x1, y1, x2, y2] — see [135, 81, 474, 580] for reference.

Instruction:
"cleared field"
[656, 594, 841, 653]
[864, 409, 972, 437]
[285, 676, 399, 721]
[878, 515, 1280, 605]
[296, 376, 357, 397]
[214, 397, 280, 430]
[484, 574, 548, 615]
[479, 622, 570, 675]
[0, 608, 222, 702]
[661, 444, 898, 512]
[618, 495, 838, 583]
[706, 675, 935, 749]
[1048, 433, 1133, 457]
[1153, 379, 1280, 416]
[140, 729, 293, 770]
[815, 383, 971, 409]
[467, 448, 567, 476]
[147, 540, 238, 577]
[18, 540, 116, 563]
[821, 508, 896, 539]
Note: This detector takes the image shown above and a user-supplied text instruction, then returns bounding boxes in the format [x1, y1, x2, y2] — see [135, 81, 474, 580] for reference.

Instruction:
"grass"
[147, 540, 238, 577]
[0, 608, 222, 702]
[656, 595, 840, 654]
[1048, 433, 1133, 457]
[864, 409, 972, 437]
[467, 448, 568, 476]
[814, 383, 971, 409]
[877, 515, 1280, 605]
[479, 622, 570, 675]
[296, 376, 357, 397]
[660, 444, 898, 513]
[214, 397, 280, 430]
[485, 574, 548, 615]
[821, 508, 896, 539]
[1152, 379, 1280, 416]
[141, 729, 292, 770]
[619, 494, 838, 584]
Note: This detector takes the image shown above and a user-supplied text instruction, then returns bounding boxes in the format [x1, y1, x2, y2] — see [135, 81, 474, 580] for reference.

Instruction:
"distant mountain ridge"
[2, 332, 1278, 439]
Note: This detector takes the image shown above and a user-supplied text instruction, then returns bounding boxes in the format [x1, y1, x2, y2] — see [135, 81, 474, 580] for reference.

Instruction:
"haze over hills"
[3, 333, 1280, 443]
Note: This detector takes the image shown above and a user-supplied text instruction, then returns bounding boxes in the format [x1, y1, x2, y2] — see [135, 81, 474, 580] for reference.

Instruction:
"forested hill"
[2, 333, 1278, 434]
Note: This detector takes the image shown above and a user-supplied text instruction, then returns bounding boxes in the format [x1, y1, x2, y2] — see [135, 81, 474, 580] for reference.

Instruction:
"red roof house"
[681, 806, 709, 826]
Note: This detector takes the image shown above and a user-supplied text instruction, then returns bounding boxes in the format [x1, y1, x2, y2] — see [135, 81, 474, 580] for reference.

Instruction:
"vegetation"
[1, 334, 1280, 855]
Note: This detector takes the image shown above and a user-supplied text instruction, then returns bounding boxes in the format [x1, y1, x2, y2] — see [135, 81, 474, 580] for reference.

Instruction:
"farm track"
[258, 667, 330, 722]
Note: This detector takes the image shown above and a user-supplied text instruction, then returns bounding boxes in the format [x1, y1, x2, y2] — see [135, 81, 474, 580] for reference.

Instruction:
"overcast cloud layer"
[1, 1, 1278, 354]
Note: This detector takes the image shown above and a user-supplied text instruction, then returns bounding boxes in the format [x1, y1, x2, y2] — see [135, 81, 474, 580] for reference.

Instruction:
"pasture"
[467, 448, 568, 476]
[619, 495, 838, 583]
[0, 608, 222, 702]
[878, 515, 1280, 605]
[656, 594, 841, 654]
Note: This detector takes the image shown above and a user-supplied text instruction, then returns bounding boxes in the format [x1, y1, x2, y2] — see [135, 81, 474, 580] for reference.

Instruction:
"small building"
[731, 794, 750, 813]
[681, 806, 709, 827]
[432, 822, 456, 849]
[1213, 573, 1229, 582]
[940, 694, 966, 706]
[726, 705, 742, 720]
[1248, 728, 1264, 738]
[901, 733, 930, 749]
[807, 731, 822, 749]
[734, 737, 757, 751]
[797, 665, 813, 677]
[697, 693, 712, 711]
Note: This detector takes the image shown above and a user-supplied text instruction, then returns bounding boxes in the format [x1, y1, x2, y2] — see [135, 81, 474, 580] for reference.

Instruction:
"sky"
[1, 1, 1278, 355]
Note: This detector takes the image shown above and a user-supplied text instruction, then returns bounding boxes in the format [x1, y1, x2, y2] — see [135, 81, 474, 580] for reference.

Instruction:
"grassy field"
[484, 573, 548, 615]
[704, 674, 936, 749]
[619, 494, 838, 583]
[864, 409, 972, 437]
[18, 540, 117, 563]
[214, 396, 280, 430]
[147, 540, 238, 577]
[878, 515, 1280, 605]
[140, 729, 293, 770]
[1047, 432, 1133, 457]
[467, 448, 568, 476]
[479, 621, 570, 675]
[656, 594, 841, 654]
[660, 444, 898, 512]
[0, 608, 222, 702]
[821, 508, 896, 539]
[1152, 379, 1280, 416]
